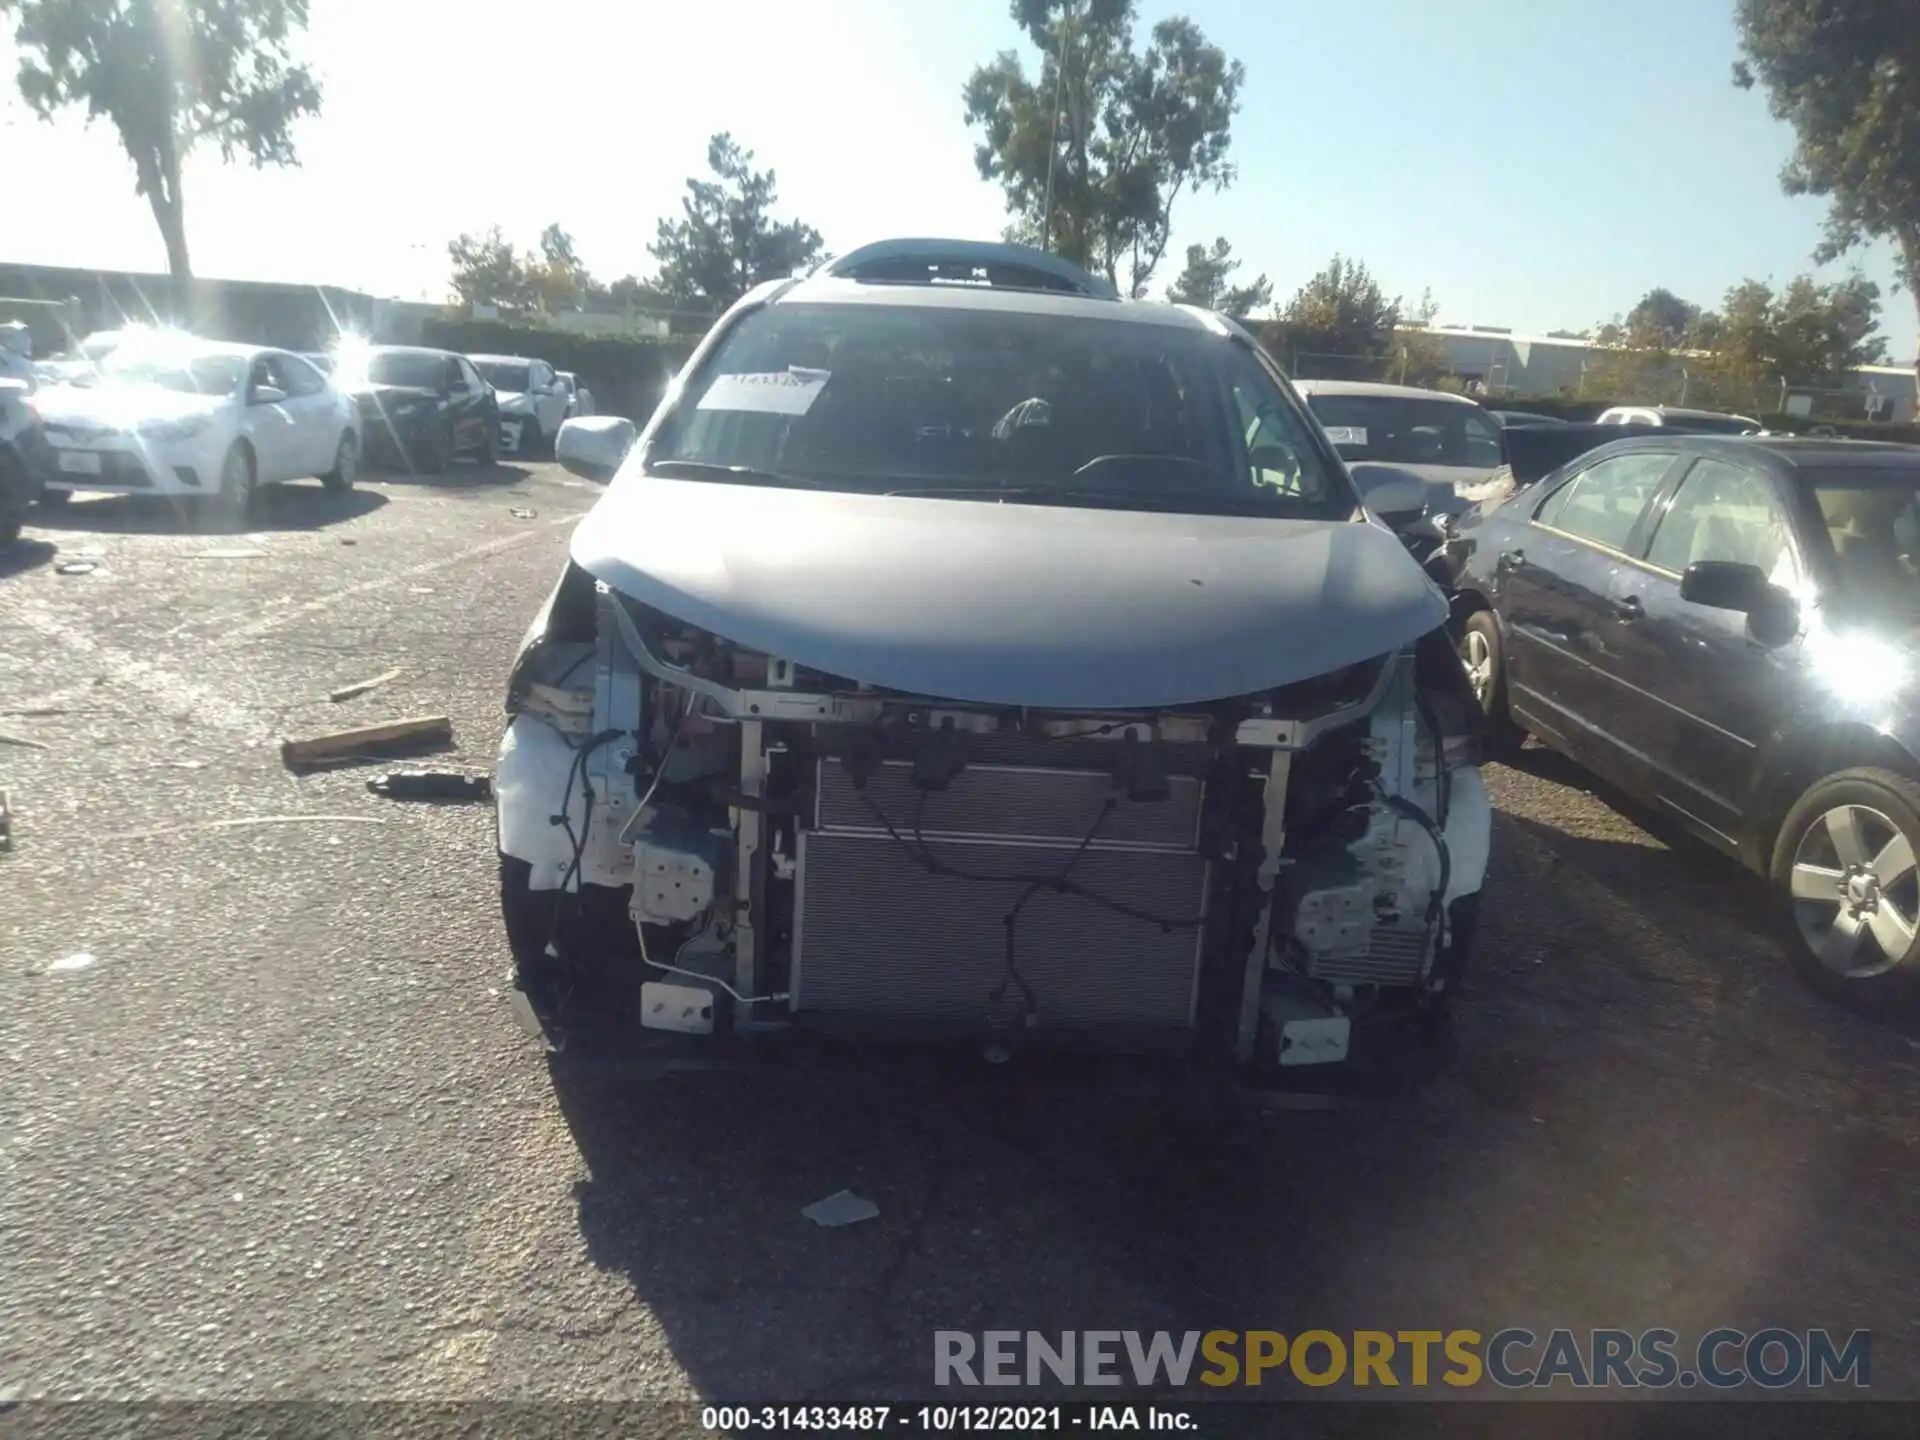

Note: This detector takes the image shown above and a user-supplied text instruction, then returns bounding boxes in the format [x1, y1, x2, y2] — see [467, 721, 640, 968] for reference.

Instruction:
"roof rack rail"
[817, 239, 1120, 301]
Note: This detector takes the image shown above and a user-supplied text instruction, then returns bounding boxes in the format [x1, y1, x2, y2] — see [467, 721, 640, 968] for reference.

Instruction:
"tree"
[1734, 0, 1920, 377]
[2, 0, 322, 283]
[647, 133, 825, 312]
[1585, 272, 1889, 407]
[447, 227, 539, 312]
[1164, 237, 1270, 317]
[964, 0, 1244, 298]
[1269, 255, 1405, 378]
[1390, 288, 1453, 387]
[1704, 273, 1887, 399]
[1625, 288, 1702, 348]
[589, 274, 673, 312]
[531, 223, 587, 312]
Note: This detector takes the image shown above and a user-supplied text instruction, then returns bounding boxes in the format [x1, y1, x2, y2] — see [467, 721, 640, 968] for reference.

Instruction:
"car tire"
[477, 418, 500, 467]
[415, 424, 449, 475]
[321, 431, 358, 492]
[1771, 767, 1920, 1004]
[1458, 609, 1524, 755]
[519, 416, 544, 459]
[0, 452, 27, 545]
[36, 485, 72, 509]
[214, 442, 257, 519]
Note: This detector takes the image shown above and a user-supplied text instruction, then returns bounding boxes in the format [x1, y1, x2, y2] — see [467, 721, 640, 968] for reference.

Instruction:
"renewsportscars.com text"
[934, 1328, 1871, 1390]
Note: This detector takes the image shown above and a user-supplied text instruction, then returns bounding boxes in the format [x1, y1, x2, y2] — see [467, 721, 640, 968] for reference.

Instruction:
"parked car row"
[27, 337, 363, 513]
[0, 327, 602, 518]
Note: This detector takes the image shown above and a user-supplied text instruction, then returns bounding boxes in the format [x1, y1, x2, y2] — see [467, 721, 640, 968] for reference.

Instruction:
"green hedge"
[419, 318, 704, 423]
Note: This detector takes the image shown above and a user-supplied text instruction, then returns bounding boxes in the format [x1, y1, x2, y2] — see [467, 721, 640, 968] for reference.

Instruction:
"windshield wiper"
[645, 457, 838, 489]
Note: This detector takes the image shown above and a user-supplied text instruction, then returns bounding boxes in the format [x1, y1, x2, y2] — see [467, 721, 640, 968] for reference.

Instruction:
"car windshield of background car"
[1809, 474, 1920, 611]
[648, 302, 1353, 519]
[99, 349, 247, 397]
[1306, 394, 1504, 468]
[366, 352, 449, 390]
[475, 361, 530, 392]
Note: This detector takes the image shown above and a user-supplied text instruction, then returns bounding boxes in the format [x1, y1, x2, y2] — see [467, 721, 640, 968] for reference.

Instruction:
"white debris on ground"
[801, 1190, 881, 1228]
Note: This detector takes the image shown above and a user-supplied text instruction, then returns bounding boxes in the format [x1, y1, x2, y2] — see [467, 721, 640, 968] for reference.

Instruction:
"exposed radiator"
[815, 757, 1202, 850]
[791, 831, 1208, 1030]
[792, 756, 1210, 1033]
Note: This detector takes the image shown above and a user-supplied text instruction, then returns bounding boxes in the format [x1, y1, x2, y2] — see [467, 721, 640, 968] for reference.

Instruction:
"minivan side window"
[1535, 452, 1673, 552]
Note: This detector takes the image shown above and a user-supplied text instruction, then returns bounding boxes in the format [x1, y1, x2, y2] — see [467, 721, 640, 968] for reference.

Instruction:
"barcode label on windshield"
[696, 367, 831, 416]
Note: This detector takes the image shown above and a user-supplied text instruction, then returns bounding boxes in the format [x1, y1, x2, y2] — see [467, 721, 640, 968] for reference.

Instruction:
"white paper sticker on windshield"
[1323, 426, 1368, 445]
[695, 367, 830, 416]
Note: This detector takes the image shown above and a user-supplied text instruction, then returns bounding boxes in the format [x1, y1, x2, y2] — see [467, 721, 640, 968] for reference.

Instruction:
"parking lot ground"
[3, 464, 1919, 1407]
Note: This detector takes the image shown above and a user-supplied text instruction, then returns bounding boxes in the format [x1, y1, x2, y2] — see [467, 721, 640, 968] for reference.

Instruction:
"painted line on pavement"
[11, 606, 268, 737]
[215, 515, 579, 648]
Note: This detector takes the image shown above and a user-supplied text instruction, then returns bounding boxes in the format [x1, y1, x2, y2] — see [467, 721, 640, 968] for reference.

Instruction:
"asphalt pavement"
[2, 461, 1919, 1408]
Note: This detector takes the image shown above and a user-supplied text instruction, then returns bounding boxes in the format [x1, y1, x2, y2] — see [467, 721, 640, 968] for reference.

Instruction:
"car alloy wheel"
[1788, 801, 1920, 979]
[1461, 627, 1494, 706]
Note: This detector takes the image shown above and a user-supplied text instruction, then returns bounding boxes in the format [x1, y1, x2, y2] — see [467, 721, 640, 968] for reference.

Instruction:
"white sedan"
[36, 340, 362, 511]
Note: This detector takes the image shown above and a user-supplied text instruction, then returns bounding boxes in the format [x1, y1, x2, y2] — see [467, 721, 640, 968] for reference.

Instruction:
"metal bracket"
[584, 588, 645, 887]
[1234, 749, 1293, 1064]
[734, 719, 766, 1021]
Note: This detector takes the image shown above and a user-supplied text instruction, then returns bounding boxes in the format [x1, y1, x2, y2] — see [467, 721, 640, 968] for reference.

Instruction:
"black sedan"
[335, 346, 499, 472]
[1443, 434, 1920, 1001]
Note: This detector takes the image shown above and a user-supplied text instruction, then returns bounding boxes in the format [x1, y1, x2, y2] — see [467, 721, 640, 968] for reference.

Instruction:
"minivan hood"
[569, 476, 1447, 710]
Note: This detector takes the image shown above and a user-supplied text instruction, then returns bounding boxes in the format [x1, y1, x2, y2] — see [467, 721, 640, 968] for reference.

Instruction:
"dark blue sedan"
[1443, 434, 1920, 1002]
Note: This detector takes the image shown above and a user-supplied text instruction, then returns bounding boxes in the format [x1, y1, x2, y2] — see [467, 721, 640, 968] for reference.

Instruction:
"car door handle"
[1611, 595, 1644, 622]
[1496, 548, 1524, 573]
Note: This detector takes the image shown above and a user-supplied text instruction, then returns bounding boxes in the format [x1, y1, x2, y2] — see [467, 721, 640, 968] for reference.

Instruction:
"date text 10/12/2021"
[702, 1407, 1195, 1432]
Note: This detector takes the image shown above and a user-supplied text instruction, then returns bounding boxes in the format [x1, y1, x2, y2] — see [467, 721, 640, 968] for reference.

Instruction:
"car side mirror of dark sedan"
[1680, 560, 1770, 612]
[1682, 560, 1799, 645]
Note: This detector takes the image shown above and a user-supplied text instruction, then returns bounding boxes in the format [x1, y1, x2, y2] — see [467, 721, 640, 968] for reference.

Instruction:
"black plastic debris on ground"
[366, 771, 493, 802]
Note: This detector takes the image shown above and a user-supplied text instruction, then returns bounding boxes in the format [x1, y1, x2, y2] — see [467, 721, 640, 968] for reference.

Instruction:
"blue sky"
[3, 0, 1912, 360]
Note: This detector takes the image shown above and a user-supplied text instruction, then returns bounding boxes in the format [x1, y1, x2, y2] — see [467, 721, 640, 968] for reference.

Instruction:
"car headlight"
[138, 416, 211, 442]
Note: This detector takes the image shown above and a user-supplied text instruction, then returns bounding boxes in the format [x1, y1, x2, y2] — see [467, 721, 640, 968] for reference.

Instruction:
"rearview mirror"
[250, 384, 287, 406]
[1679, 560, 1769, 612]
[1358, 475, 1428, 529]
[555, 415, 636, 483]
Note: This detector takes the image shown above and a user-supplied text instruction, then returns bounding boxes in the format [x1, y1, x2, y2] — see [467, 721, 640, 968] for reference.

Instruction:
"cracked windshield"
[1, 0, 1917, 1431]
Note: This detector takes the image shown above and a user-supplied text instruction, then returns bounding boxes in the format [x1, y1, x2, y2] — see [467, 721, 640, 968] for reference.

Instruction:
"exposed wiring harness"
[1380, 786, 1450, 930]
[554, 727, 624, 901]
[857, 786, 1203, 1029]
[858, 788, 1206, 932]
[988, 797, 1114, 1021]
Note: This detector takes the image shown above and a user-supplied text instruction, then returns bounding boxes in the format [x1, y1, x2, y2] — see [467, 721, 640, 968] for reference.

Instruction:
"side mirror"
[1358, 475, 1428, 529]
[1679, 560, 1770, 613]
[555, 415, 636, 483]
[1681, 560, 1799, 645]
[250, 384, 288, 406]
